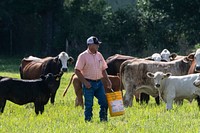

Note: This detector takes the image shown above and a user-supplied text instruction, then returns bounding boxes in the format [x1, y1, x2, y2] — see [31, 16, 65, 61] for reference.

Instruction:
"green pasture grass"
[0, 57, 200, 132]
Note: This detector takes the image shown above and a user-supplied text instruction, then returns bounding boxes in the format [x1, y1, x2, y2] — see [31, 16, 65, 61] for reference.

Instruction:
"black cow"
[0, 73, 62, 115]
[19, 51, 74, 104]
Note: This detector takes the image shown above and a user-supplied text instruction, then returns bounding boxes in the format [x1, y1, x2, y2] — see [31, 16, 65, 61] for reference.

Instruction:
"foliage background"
[1, 0, 200, 60]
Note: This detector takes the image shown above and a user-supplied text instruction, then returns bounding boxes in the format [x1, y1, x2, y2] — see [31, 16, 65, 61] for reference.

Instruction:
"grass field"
[0, 57, 200, 133]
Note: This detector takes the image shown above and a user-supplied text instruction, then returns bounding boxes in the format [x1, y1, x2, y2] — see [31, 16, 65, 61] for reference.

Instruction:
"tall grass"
[0, 57, 200, 133]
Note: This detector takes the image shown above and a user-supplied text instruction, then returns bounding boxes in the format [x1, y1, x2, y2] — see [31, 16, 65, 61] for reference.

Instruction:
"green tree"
[137, 0, 200, 54]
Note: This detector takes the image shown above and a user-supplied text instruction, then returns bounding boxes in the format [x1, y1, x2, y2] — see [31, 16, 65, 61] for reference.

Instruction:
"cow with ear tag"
[19, 52, 73, 104]
[0, 73, 62, 115]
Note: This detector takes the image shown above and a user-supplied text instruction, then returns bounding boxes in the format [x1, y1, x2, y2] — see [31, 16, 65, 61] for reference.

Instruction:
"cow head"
[151, 53, 162, 61]
[147, 71, 171, 88]
[41, 73, 63, 94]
[160, 49, 171, 62]
[58, 51, 74, 72]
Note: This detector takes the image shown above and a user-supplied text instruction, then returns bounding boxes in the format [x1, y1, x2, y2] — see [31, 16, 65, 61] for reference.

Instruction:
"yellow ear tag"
[56, 77, 60, 81]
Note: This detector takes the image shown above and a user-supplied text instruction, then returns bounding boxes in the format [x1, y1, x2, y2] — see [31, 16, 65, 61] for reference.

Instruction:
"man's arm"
[102, 69, 112, 89]
[74, 69, 91, 89]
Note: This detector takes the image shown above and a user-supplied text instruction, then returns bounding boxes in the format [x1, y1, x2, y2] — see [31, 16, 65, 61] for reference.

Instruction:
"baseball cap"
[87, 36, 102, 45]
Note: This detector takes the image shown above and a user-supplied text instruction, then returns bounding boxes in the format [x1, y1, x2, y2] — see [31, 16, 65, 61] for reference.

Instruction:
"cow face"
[160, 49, 170, 62]
[193, 74, 200, 87]
[58, 52, 74, 72]
[147, 71, 171, 88]
[151, 53, 161, 62]
[194, 49, 200, 72]
[41, 73, 63, 94]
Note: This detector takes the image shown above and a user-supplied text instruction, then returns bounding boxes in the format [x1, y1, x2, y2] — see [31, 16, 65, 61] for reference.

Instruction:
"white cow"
[145, 49, 177, 62]
[160, 49, 171, 61]
[151, 53, 162, 61]
[145, 71, 200, 110]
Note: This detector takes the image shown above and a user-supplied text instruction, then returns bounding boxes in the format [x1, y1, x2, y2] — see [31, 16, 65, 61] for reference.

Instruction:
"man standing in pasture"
[75, 36, 112, 122]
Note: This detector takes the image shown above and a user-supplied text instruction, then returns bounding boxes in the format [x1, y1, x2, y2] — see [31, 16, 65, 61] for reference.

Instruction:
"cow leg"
[50, 93, 56, 104]
[140, 93, 150, 104]
[39, 105, 44, 114]
[74, 80, 84, 108]
[166, 98, 173, 110]
[123, 84, 134, 107]
[135, 91, 140, 102]
[155, 96, 160, 105]
[0, 99, 6, 113]
[34, 102, 40, 115]
[75, 96, 84, 109]
[196, 96, 200, 109]
[75, 91, 84, 108]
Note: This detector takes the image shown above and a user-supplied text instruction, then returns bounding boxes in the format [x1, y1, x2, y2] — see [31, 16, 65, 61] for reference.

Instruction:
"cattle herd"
[1, 49, 200, 115]
[0, 51, 74, 114]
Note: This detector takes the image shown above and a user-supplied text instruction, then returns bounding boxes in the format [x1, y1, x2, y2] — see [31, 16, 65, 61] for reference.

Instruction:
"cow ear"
[56, 76, 60, 81]
[165, 73, 172, 78]
[68, 57, 74, 64]
[54, 56, 59, 62]
[169, 53, 177, 60]
[187, 53, 195, 60]
[147, 72, 154, 78]
[40, 75, 46, 80]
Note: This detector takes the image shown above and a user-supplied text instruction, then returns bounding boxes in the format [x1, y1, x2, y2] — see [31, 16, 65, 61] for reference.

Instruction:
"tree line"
[1, 0, 200, 59]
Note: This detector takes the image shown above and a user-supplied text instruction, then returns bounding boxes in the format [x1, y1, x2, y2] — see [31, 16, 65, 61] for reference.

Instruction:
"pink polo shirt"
[75, 49, 108, 80]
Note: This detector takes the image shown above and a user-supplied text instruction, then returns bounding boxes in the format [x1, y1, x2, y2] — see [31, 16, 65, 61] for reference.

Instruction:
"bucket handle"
[109, 88, 117, 100]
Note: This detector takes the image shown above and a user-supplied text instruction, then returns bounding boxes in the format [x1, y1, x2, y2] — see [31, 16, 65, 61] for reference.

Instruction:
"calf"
[0, 73, 62, 115]
[145, 71, 200, 110]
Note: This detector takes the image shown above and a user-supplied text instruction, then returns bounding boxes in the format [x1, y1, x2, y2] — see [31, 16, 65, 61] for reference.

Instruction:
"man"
[75, 36, 112, 122]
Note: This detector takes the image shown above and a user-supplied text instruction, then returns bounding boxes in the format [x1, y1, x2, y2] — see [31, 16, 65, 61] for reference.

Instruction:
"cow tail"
[63, 73, 75, 97]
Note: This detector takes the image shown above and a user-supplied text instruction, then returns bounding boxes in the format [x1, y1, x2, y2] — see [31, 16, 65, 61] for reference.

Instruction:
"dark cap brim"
[96, 41, 102, 44]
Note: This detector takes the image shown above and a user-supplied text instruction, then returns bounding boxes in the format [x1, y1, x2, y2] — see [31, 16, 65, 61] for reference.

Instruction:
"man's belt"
[85, 78, 101, 82]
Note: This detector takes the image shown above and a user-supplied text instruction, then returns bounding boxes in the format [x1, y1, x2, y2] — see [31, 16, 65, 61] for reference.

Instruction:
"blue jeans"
[82, 80, 108, 122]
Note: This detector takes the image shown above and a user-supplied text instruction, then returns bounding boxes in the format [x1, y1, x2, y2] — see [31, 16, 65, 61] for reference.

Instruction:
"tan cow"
[63, 74, 121, 108]
[120, 55, 192, 107]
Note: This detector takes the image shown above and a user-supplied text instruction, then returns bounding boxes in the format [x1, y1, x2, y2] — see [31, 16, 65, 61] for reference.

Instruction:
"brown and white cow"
[63, 74, 121, 108]
[120, 55, 192, 107]
[19, 51, 74, 104]
[184, 49, 200, 106]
